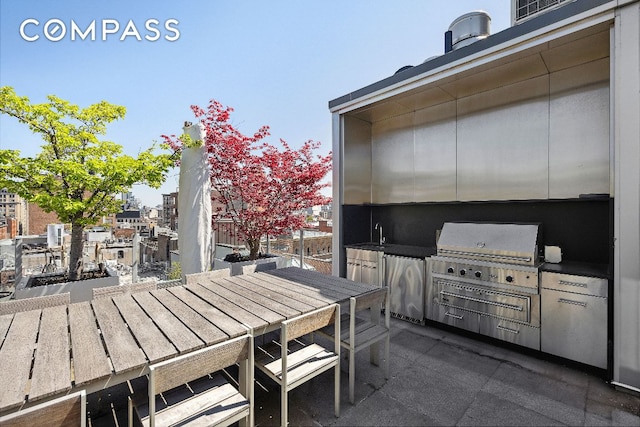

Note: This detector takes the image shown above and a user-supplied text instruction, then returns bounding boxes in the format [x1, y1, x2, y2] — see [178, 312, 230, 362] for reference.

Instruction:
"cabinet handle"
[496, 325, 520, 334]
[444, 311, 463, 320]
[558, 280, 587, 288]
[558, 298, 587, 308]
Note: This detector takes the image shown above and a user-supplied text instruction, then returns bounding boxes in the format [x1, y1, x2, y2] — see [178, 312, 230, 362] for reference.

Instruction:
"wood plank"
[131, 291, 204, 354]
[232, 275, 318, 313]
[253, 272, 344, 302]
[168, 286, 247, 339]
[68, 302, 111, 385]
[185, 283, 267, 331]
[29, 306, 72, 401]
[238, 275, 327, 309]
[0, 314, 13, 348]
[266, 268, 370, 297]
[214, 277, 302, 318]
[269, 267, 373, 293]
[198, 280, 283, 325]
[92, 297, 147, 373]
[112, 294, 176, 363]
[151, 289, 228, 346]
[0, 309, 41, 411]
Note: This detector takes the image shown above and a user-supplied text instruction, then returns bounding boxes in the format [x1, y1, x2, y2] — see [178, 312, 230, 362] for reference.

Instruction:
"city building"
[0, 189, 27, 235]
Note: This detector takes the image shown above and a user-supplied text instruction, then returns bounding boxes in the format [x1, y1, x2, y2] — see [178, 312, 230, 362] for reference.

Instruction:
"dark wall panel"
[343, 199, 611, 265]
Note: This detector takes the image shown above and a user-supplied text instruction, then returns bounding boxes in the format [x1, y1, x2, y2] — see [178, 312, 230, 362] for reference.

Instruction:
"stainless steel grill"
[427, 222, 543, 349]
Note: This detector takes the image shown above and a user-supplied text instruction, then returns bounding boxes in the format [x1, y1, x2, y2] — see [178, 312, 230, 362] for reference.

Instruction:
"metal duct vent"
[445, 10, 491, 52]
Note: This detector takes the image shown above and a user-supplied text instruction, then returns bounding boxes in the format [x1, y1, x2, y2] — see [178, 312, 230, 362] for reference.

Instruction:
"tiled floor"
[89, 317, 640, 426]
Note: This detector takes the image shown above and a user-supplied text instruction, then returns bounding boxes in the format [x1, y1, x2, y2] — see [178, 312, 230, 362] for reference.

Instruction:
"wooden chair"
[319, 287, 390, 404]
[0, 292, 70, 315]
[184, 269, 231, 285]
[255, 304, 340, 427]
[0, 390, 86, 427]
[128, 333, 254, 427]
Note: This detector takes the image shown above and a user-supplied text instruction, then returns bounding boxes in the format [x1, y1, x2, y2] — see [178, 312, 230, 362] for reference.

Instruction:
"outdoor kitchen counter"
[345, 242, 435, 258]
[540, 261, 611, 279]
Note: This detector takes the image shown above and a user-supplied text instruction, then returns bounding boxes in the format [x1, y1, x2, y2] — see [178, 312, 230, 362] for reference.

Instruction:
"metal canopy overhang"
[329, 0, 617, 119]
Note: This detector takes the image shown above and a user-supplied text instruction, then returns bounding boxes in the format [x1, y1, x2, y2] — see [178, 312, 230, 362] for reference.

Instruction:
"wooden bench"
[128, 333, 254, 427]
[0, 390, 86, 427]
[255, 304, 340, 427]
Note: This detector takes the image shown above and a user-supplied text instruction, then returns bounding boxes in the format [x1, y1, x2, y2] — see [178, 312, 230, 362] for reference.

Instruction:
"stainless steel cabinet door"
[385, 255, 425, 321]
[361, 261, 380, 288]
[346, 260, 361, 283]
[541, 288, 607, 368]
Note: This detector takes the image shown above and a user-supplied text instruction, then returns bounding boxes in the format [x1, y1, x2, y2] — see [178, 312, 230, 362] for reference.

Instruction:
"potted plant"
[163, 100, 331, 270]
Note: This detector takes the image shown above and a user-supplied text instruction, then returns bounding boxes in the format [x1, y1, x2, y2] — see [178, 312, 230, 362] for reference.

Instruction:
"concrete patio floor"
[88, 316, 640, 426]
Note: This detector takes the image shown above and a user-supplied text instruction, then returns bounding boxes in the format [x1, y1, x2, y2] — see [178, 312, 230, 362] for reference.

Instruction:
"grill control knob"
[447, 267, 454, 274]
[506, 275, 514, 283]
[459, 269, 466, 276]
[475, 271, 482, 278]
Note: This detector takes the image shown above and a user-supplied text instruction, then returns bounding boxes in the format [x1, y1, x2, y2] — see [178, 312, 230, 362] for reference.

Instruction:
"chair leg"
[384, 334, 390, 379]
[127, 396, 133, 427]
[281, 387, 288, 427]
[349, 347, 356, 404]
[335, 364, 341, 417]
[370, 342, 380, 366]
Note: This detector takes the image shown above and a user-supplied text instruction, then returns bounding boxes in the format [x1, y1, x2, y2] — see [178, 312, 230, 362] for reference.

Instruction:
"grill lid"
[436, 222, 540, 266]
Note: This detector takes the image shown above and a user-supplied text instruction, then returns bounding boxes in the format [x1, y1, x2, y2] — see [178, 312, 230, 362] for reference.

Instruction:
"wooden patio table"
[0, 267, 378, 416]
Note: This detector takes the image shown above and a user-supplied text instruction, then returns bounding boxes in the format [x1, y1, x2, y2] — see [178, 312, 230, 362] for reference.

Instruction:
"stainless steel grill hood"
[436, 222, 540, 266]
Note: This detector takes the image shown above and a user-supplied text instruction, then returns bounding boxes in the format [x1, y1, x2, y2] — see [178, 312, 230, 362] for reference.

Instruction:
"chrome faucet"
[375, 223, 385, 246]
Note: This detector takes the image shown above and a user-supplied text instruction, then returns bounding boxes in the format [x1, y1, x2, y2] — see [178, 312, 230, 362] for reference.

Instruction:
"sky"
[1, 0, 511, 207]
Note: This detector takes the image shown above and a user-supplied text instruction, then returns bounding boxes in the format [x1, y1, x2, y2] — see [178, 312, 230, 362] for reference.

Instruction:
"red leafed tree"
[163, 100, 332, 260]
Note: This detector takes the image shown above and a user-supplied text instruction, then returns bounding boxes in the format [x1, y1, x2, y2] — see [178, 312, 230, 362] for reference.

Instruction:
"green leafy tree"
[0, 86, 173, 280]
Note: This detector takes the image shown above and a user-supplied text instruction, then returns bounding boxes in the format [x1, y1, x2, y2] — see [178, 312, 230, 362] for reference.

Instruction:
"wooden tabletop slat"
[267, 268, 366, 297]
[92, 297, 147, 373]
[0, 314, 14, 348]
[0, 309, 41, 410]
[198, 280, 283, 324]
[256, 271, 348, 301]
[151, 289, 228, 346]
[168, 286, 247, 339]
[241, 274, 333, 307]
[132, 291, 204, 354]
[215, 277, 303, 318]
[68, 302, 111, 385]
[185, 283, 267, 330]
[29, 306, 71, 400]
[112, 294, 177, 363]
[232, 275, 319, 312]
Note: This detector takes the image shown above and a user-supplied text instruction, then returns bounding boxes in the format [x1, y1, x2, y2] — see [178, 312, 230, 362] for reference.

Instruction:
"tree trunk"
[68, 221, 84, 281]
[247, 238, 260, 260]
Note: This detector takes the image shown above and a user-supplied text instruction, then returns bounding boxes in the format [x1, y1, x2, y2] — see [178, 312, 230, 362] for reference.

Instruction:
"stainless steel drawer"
[541, 287, 607, 368]
[431, 304, 479, 333]
[541, 272, 607, 297]
[435, 279, 532, 324]
[346, 248, 379, 262]
[480, 317, 540, 350]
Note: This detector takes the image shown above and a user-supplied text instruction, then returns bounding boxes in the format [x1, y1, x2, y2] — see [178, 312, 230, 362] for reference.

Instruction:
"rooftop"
[89, 316, 640, 426]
